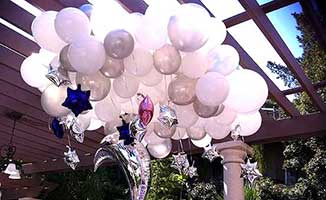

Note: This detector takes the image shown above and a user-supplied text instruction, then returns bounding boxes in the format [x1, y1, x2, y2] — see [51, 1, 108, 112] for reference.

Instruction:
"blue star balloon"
[116, 120, 135, 145]
[62, 84, 92, 117]
[51, 118, 64, 139]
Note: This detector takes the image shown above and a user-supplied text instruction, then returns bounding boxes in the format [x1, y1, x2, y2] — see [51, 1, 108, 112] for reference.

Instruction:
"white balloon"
[109, 87, 129, 103]
[31, 11, 66, 53]
[139, 68, 163, 87]
[224, 69, 268, 113]
[147, 139, 172, 159]
[113, 73, 139, 98]
[171, 127, 187, 140]
[232, 111, 262, 136]
[41, 84, 70, 117]
[214, 105, 237, 125]
[124, 47, 153, 76]
[174, 104, 198, 128]
[207, 45, 240, 76]
[76, 114, 91, 131]
[144, 131, 167, 145]
[180, 52, 209, 79]
[95, 96, 121, 122]
[87, 118, 104, 131]
[124, 13, 143, 36]
[20, 54, 51, 88]
[191, 133, 212, 148]
[205, 118, 231, 139]
[68, 35, 106, 74]
[55, 7, 91, 43]
[196, 72, 229, 106]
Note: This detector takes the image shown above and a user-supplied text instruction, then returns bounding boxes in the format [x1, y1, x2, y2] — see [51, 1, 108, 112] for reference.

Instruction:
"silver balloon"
[100, 56, 124, 78]
[59, 45, 76, 72]
[153, 122, 176, 138]
[153, 44, 181, 75]
[104, 29, 135, 59]
[130, 116, 147, 142]
[94, 136, 150, 200]
[157, 105, 178, 128]
[46, 66, 71, 87]
[168, 75, 196, 105]
[240, 159, 262, 184]
[171, 152, 189, 173]
[193, 98, 219, 118]
[64, 145, 80, 170]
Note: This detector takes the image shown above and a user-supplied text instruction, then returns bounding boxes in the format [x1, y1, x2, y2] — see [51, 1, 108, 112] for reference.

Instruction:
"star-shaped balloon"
[202, 145, 220, 162]
[231, 124, 241, 141]
[62, 84, 92, 117]
[70, 130, 84, 143]
[240, 159, 262, 184]
[158, 105, 178, 128]
[138, 95, 154, 126]
[46, 66, 71, 87]
[50, 117, 65, 139]
[129, 116, 147, 142]
[185, 161, 198, 178]
[117, 120, 135, 146]
[64, 146, 80, 170]
[171, 152, 189, 173]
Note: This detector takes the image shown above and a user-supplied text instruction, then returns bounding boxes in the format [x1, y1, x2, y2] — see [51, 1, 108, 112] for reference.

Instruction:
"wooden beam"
[283, 80, 326, 95]
[238, 0, 326, 112]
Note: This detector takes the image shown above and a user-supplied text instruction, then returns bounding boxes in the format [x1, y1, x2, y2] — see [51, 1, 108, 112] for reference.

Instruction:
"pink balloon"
[138, 95, 154, 126]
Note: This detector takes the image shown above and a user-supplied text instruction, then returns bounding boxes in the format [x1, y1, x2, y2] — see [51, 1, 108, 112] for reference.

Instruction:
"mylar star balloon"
[62, 84, 92, 116]
[51, 117, 65, 138]
[138, 95, 154, 126]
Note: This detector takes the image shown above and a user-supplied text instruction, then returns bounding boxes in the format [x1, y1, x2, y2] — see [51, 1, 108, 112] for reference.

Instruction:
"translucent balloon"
[205, 118, 231, 139]
[139, 68, 163, 87]
[59, 45, 76, 72]
[31, 11, 66, 53]
[20, 54, 51, 88]
[180, 52, 209, 79]
[171, 127, 187, 140]
[214, 105, 237, 125]
[186, 125, 206, 140]
[76, 72, 110, 101]
[104, 30, 134, 59]
[153, 122, 176, 138]
[153, 44, 181, 75]
[196, 72, 229, 106]
[68, 35, 106, 74]
[224, 69, 268, 113]
[144, 130, 167, 145]
[95, 96, 121, 122]
[174, 104, 198, 128]
[168, 75, 196, 105]
[103, 118, 122, 135]
[100, 56, 124, 78]
[124, 47, 153, 76]
[138, 84, 165, 105]
[113, 73, 139, 98]
[193, 98, 219, 118]
[191, 133, 212, 148]
[147, 139, 172, 159]
[207, 45, 240, 76]
[232, 111, 262, 136]
[168, 3, 210, 52]
[41, 84, 70, 117]
[110, 87, 129, 103]
[55, 7, 91, 43]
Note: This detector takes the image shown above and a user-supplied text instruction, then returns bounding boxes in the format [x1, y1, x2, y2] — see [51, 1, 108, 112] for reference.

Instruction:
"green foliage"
[188, 181, 220, 200]
[266, 61, 298, 88]
[252, 145, 265, 174]
[244, 184, 259, 200]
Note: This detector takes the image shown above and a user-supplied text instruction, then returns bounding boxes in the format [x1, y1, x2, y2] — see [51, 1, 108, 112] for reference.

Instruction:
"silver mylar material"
[231, 124, 241, 141]
[70, 130, 84, 143]
[157, 105, 178, 128]
[240, 159, 262, 184]
[185, 161, 198, 178]
[46, 66, 71, 87]
[202, 145, 220, 162]
[129, 116, 147, 142]
[64, 145, 80, 170]
[171, 152, 189, 173]
[94, 134, 151, 200]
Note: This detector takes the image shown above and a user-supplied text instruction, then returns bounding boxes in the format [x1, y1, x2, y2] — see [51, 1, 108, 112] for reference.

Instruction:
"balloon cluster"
[21, 0, 268, 159]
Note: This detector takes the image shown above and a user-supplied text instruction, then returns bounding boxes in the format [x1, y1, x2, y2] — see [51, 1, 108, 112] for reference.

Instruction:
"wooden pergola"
[0, 0, 325, 198]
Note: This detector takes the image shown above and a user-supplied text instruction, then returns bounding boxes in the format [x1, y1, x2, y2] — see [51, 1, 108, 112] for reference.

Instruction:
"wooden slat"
[238, 0, 326, 112]
[283, 80, 326, 95]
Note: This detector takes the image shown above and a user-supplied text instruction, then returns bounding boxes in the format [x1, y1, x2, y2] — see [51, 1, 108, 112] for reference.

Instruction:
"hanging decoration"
[171, 152, 189, 173]
[186, 161, 198, 178]
[63, 145, 80, 170]
[202, 145, 220, 162]
[157, 105, 178, 128]
[46, 66, 71, 87]
[62, 84, 92, 116]
[240, 159, 262, 184]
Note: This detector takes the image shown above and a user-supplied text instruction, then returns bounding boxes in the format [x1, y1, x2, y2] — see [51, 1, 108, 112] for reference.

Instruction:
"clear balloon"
[174, 104, 198, 128]
[214, 105, 237, 125]
[144, 131, 167, 145]
[205, 118, 231, 139]
[76, 72, 111, 101]
[95, 96, 121, 122]
[196, 72, 229, 106]
[186, 126, 206, 140]
[154, 122, 176, 138]
[31, 11, 66, 53]
[55, 7, 91, 43]
[104, 30, 134, 59]
[68, 36, 106, 74]
[20, 54, 51, 88]
[168, 3, 210, 52]
[180, 52, 209, 79]
[153, 44, 181, 75]
[191, 133, 212, 148]
[103, 118, 122, 135]
[224, 69, 268, 113]
[147, 138, 172, 159]
[171, 127, 187, 140]
[59, 45, 76, 72]
[139, 69, 163, 87]
[168, 75, 196, 105]
[207, 45, 240, 76]
[113, 73, 139, 98]
[100, 56, 124, 78]
[41, 84, 70, 117]
[193, 98, 219, 118]
[232, 111, 262, 136]
[124, 47, 153, 77]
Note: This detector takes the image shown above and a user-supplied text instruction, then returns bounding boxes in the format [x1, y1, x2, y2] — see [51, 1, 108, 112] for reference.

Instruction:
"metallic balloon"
[138, 96, 154, 126]
[60, 45, 76, 72]
[64, 145, 80, 170]
[94, 136, 151, 200]
[157, 105, 178, 128]
[100, 56, 124, 78]
[46, 66, 71, 87]
[168, 75, 196, 105]
[104, 29, 135, 59]
[153, 44, 181, 75]
[153, 122, 176, 138]
[193, 98, 219, 118]
[129, 116, 147, 142]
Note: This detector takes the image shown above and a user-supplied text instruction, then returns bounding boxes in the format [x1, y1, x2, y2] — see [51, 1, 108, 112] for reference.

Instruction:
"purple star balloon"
[62, 84, 92, 117]
[138, 95, 154, 126]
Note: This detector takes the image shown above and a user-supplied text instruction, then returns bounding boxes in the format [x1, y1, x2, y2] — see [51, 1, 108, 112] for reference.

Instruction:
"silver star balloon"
[171, 152, 189, 173]
[46, 66, 71, 87]
[240, 159, 262, 184]
[129, 116, 147, 142]
[64, 146, 80, 170]
[202, 145, 220, 162]
[70, 130, 84, 143]
[158, 105, 178, 128]
[59, 113, 77, 129]
[231, 124, 241, 141]
[185, 161, 198, 178]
